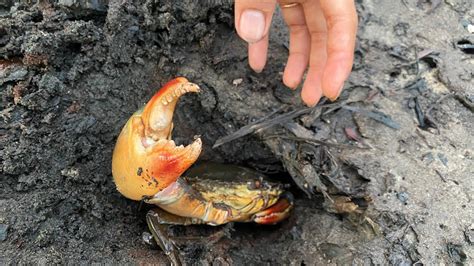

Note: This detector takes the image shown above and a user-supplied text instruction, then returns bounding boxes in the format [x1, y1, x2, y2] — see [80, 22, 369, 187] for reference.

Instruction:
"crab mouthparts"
[140, 78, 202, 156]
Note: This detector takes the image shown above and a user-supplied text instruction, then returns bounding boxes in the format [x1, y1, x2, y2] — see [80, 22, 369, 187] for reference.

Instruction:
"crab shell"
[112, 77, 202, 201]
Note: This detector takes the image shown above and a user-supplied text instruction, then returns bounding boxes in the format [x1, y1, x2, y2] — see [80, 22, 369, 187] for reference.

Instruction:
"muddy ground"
[1, 0, 473, 265]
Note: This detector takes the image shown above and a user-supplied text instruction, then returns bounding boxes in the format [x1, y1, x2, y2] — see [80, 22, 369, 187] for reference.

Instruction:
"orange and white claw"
[112, 77, 202, 201]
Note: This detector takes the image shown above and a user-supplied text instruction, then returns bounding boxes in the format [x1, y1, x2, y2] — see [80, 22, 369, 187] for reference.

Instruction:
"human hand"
[235, 0, 358, 106]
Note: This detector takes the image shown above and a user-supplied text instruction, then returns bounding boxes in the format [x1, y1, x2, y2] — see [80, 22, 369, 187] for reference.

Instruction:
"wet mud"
[1, 0, 473, 264]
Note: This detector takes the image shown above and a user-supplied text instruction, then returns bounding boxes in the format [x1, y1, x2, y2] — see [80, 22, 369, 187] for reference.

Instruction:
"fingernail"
[329, 83, 344, 101]
[239, 9, 266, 43]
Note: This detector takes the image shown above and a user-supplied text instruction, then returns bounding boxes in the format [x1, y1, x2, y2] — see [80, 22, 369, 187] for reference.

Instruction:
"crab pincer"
[112, 77, 202, 201]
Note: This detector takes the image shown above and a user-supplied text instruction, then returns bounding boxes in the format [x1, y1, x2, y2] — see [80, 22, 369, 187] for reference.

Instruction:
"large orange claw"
[112, 77, 202, 200]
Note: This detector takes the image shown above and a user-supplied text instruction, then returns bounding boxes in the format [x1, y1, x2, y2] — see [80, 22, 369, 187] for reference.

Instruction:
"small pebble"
[232, 78, 243, 86]
[142, 231, 156, 247]
[422, 152, 434, 165]
[437, 153, 448, 166]
[468, 24, 474, 34]
[1, 68, 28, 84]
[397, 192, 409, 204]
[0, 224, 8, 241]
[128, 26, 139, 32]
[465, 224, 474, 244]
[447, 243, 466, 263]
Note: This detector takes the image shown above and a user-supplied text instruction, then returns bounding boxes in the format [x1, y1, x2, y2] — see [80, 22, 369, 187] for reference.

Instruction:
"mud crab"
[112, 77, 293, 262]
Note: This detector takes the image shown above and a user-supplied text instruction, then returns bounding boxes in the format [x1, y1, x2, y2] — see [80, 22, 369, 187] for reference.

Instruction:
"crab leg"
[146, 208, 233, 266]
[146, 180, 234, 225]
[146, 210, 184, 266]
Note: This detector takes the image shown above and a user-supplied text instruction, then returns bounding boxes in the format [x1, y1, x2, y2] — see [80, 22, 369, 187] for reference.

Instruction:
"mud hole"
[1, 0, 473, 264]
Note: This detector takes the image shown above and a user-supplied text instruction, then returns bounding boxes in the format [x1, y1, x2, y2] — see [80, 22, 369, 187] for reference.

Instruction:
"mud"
[1, 0, 473, 264]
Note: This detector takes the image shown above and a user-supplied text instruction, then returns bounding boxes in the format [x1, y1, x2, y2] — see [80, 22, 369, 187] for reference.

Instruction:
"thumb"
[235, 0, 276, 43]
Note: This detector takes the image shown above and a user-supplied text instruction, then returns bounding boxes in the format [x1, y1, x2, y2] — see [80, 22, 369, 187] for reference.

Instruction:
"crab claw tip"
[142, 77, 200, 140]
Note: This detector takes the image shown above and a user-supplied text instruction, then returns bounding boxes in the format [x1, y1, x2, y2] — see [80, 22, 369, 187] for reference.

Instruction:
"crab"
[112, 77, 293, 263]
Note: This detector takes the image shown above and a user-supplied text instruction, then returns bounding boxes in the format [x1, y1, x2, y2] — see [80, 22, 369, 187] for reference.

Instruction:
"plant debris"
[342, 106, 401, 129]
[213, 106, 313, 148]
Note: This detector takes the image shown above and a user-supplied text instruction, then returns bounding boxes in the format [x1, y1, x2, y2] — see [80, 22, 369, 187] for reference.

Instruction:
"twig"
[213, 106, 314, 148]
[454, 93, 474, 112]
[414, 97, 428, 129]
[425, 93, 453, 115]
[322, 100, 351, 115]
[435, 169, 447, 183]
[342, 106, 401, 129]
[427, 0, 442, 14]
[264, 135, 369, 150]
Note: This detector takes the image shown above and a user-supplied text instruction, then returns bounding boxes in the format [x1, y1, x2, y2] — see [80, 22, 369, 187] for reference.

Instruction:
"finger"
[301, 0, 328, 106]
[248, 35, 269, 72]
[235, 0, 277, 43]
[319, 0, 358, 100]
[278, 1, 310, 89]
[235, 0, 277, 72]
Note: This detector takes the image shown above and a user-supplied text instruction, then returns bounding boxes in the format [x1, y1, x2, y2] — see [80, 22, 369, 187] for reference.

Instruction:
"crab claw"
[112, 77, 202, 201]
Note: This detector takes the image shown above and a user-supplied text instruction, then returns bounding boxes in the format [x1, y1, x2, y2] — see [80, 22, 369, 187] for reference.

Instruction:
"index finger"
[235, 0, 277, 72]
[318, 0, 357, 100]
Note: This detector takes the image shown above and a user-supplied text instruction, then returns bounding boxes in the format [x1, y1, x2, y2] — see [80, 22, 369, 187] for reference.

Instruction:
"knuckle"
[326, 14, 357, 31]
[289, 24, 309, 36]
[309, 30, 327, 43]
